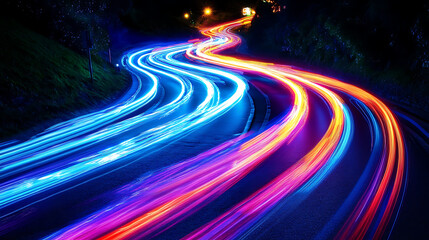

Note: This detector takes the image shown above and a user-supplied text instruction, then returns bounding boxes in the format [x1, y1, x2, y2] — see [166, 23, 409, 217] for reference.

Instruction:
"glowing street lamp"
[184, 13, 190, 19]
[242, 7, 255, 16]
[242, 7, 251, 16]
[204, 7, 212, 16]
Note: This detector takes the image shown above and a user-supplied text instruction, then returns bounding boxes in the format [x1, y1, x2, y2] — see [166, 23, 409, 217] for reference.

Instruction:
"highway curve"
[1, 15, 428, 240]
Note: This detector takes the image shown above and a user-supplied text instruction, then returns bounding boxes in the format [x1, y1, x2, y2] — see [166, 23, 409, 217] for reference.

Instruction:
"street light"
[204, 7, 212, 16]
[184, 13, 190, 19]
[242, 7, 255, 16]
[242, 7, 251, 16]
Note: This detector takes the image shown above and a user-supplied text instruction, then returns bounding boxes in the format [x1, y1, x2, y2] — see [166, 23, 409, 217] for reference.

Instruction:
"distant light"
[252, 9, 256, 14]
[242, 7, 252, 16]
[184, 13, 190, 19]
[116, 64, 119, 67]
[204, 7, 212, 16]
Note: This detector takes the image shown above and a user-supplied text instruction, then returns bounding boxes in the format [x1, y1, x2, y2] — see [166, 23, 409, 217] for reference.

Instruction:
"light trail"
[186, 16, 405, 239]
[0, 45, 192, 179]
[92, 16, 403, 239]
[0, 48, 158, 162]
[43, 26, 310, 240]
[184, 17, 353, 239]
[0, 14, 406, 240]
[295, 70, 406, 240]
[0, 41, 248, 216]
[43, 17, 352, 240]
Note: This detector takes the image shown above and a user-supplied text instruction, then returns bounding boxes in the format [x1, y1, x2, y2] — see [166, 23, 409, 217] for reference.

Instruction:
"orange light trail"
[98, 16, 350, 240]
[187, 16, 405, 239]
[44, 16, 405, 240]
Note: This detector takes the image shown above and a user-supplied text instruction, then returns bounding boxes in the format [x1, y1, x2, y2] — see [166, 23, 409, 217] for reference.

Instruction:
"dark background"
[247, 0, 428, 112]
[2, 0, 427, 111]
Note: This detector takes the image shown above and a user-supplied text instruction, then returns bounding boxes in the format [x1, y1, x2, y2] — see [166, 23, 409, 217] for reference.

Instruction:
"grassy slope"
[0, 19, 129, 140]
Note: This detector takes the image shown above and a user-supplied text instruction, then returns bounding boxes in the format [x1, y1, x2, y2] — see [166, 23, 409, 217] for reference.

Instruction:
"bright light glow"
[204, 7, 212, 16]
[242, 7, 252, 16]
[184, 13, 189, 19]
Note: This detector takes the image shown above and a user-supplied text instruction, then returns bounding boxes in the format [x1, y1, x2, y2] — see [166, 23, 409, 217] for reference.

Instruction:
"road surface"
[0, 16, 428, 239]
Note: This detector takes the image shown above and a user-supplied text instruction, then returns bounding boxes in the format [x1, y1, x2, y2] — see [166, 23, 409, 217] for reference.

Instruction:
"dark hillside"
[246, 0, 428, 111]
[0, 19, 129, 140]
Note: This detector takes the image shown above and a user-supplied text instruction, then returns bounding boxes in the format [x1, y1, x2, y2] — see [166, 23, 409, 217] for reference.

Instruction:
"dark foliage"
[0, 2, 130, 140]
[247, 0, 428, 110]
[4, 0, 132, 53]
[120, 0, 257, 33]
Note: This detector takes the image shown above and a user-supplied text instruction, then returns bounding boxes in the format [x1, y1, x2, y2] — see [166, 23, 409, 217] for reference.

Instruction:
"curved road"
[0, 16, 427, 239]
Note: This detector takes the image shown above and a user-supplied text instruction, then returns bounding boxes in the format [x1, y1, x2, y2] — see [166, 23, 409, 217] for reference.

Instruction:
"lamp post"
[83, 30, 94, 85]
